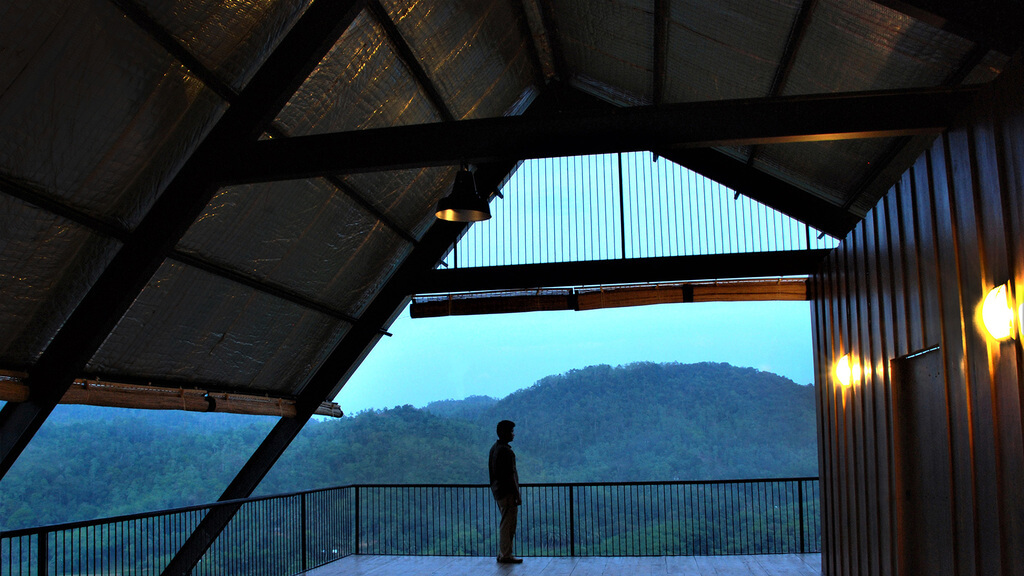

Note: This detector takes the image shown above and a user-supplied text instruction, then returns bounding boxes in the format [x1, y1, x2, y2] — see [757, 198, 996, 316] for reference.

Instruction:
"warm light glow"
[834, 354, 858, 387]
[982, 283, 1015, 340]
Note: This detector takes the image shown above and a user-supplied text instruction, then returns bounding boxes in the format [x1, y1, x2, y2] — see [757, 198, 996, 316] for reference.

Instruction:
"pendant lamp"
[435, 165, 491, 222]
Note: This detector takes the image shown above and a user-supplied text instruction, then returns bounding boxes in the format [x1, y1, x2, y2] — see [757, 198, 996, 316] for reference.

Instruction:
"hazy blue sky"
[335, 299, 815, 414]
[336, 153, 827, 414]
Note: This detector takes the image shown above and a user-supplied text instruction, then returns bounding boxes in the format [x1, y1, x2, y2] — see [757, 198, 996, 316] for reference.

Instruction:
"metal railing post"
[301, 493, 308, 571]
[0, 476, 822, 573]
[354, 486, 361, 556]
[568, 485, 575, 557]
[798, 480, 805, 553]
[37, 530, 48, 576]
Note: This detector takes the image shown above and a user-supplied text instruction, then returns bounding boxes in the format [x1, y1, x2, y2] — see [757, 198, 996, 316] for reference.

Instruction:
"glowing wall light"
[834, 354, 859, 388]
[982, 282, 1015, 340]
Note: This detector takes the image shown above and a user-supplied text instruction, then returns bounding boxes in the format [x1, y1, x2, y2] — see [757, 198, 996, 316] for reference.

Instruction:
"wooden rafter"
[411, 278, 810, 318]
[0, 372, 342, 418]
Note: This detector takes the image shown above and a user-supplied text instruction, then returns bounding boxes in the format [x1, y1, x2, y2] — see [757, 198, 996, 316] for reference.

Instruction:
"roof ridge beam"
[225, 85, 982, 184]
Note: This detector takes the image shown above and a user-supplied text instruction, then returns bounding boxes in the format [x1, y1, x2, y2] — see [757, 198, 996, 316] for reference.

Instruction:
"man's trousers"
[495, 495, 518, 559]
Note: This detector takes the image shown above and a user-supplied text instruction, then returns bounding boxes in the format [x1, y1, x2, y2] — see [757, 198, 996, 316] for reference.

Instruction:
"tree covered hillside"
[483, 362, 817, 482]
[0, 362, 816, 530]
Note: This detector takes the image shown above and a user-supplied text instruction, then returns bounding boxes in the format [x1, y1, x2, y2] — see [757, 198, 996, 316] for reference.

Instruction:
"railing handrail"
[0, 476, 818, 538]
[2, 476, 822, 575]
[357, 476, 818, 489]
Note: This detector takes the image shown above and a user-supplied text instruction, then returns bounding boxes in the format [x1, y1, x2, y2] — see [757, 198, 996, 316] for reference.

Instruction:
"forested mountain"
[0, 362, 816, 531]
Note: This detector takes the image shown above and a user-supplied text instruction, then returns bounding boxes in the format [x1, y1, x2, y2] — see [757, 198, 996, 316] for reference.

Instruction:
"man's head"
[496, 420, 515, 442]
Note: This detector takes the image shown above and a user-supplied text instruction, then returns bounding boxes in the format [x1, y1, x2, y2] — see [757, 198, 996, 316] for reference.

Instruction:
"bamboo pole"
[0, 372, 343, 418]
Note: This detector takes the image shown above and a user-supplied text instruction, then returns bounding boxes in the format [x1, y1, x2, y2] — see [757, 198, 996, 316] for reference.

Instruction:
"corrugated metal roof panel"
[275, 10, 442, 135]
[782, 0, 975, 95]
[753, 138, 893, 213]
[342, 166, 458, 240]
[963, 50, 1011, 84]
[0, 197, 121, 365]
[555, 0, 655, 105]
[381, 0, 538, 119]
[0, 0, 226, 230]
[134, 0, 313, 92]
[87, 261, 351, 393]
[178, 178, 410, 316]
[663, 0, 802, 102]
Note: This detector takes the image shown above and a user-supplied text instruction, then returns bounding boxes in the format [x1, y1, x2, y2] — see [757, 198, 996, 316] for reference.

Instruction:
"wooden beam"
[415, 249, 832, 294]
[0, 373, 342, 418]
[410, 278, 809, 318]
[225, 86, 981, 184]
[577, 278, 809, 309]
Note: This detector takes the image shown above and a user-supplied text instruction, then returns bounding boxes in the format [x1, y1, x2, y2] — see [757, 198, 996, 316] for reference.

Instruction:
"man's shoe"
[497, 556, 524, 564]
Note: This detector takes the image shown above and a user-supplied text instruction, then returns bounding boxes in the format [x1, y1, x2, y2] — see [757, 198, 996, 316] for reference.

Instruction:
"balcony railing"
[1, 477, 819, 576]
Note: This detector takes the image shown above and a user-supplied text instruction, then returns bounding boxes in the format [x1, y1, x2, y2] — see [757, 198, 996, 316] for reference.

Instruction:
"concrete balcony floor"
[300, 553, 822, 575]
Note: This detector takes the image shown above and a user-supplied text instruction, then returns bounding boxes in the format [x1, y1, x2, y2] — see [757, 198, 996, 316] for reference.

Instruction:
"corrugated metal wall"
[811, 57, 1024, 576]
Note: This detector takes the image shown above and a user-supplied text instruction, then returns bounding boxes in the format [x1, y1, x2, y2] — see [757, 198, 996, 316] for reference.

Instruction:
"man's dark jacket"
[488, 439, 520, 501]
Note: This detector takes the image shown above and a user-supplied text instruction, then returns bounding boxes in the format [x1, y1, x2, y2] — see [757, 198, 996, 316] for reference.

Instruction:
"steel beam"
[159, 159, 517, 576]
[657, 148, 860, 238]
[652, 0, 669, 105]
[535, 0, 570, 82]
[224, 85, 981, 184]
[366, 0, 455, 122]
[0, 0, 367, 480]
[415, 249, 833, 294]
[547, 84, 863, 241]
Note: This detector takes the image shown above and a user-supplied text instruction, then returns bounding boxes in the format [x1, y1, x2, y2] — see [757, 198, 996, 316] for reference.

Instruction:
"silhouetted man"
[489, 419, 522, 564]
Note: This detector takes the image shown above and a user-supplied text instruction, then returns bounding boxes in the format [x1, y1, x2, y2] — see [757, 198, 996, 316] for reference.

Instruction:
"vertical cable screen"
[451, 152, 838, 268]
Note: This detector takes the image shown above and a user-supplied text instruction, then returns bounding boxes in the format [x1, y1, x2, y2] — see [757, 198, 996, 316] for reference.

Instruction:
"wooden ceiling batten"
[0, 372, 343, 418]
[410, 278, 810, 318]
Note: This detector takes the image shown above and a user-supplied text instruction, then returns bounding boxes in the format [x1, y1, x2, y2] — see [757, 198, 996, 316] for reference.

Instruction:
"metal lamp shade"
[435, 168, 491, 222]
